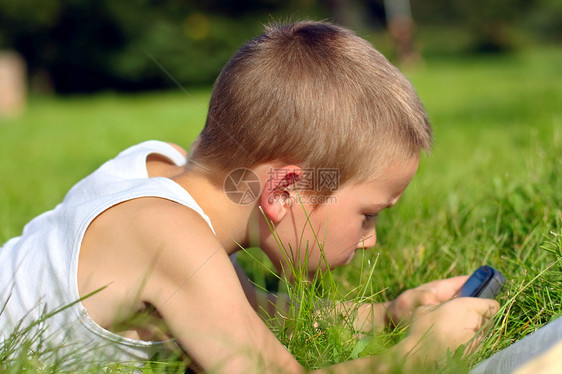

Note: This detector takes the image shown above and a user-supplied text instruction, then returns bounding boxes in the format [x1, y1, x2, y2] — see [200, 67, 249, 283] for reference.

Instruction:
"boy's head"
[190, 20, 431, 193]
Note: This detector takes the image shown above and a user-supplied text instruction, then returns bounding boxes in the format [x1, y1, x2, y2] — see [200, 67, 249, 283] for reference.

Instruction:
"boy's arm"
[136, 202, 497, 372]
[138, 203, 391, 373]
[350, 276, 471, 333]
[138, 204, 301, 373]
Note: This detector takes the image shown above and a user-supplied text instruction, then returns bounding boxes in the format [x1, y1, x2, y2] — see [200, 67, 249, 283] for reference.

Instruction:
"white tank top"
[0, 141, 215, 365]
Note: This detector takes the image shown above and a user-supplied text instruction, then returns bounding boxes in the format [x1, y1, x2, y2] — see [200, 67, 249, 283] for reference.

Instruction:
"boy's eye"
[364, 213, 378, 222]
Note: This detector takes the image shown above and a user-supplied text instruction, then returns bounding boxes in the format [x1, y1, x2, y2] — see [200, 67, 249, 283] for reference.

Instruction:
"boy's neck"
[172, 168, 256, 255]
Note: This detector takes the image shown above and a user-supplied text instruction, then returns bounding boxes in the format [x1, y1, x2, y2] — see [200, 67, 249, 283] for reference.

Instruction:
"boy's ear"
[259, 165, 303, 224]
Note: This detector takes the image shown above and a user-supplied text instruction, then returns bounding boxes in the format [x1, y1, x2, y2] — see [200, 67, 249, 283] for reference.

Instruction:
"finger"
[463, 297, 500, 319]
[445, 275, 470, 288]
[417, 276, 470, 301]
[432, 276, 470, 300]
[415, 289, 440, 306]
[411, 303, 440, 319]
[465, 304, 499, 356]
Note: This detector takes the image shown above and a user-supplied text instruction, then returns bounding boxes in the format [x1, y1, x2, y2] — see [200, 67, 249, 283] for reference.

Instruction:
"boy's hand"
[386, 276, 469, 326]
[397, 297, 499, 364]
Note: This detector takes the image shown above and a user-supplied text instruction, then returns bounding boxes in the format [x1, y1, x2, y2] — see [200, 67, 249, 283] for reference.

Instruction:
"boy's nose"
[357, 230, 376, 249]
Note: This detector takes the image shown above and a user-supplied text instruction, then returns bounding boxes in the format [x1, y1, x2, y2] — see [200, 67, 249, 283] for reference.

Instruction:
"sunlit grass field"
[0, 47, 560, 372]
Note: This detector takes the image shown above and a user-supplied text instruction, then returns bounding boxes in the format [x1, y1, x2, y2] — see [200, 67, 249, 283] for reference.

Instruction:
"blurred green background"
[0, 3, 560, 369]
[0, 0, 561, 93]
[0, 0, 561, 238]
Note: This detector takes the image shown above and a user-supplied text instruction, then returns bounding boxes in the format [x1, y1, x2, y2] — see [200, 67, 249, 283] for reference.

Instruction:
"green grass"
[1, 47, 561, 372]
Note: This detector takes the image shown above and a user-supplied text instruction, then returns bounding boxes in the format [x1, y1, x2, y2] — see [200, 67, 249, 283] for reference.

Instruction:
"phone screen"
[459, 266, 495, 297]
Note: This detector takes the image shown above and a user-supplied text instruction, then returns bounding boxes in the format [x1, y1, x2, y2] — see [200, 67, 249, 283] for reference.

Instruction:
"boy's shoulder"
[82, 195, 221, 275]
[78, 196, 228, 330]
[126, 196, 226, 287]
[129, 196, 216, 246]
[79, 193, 300, 372]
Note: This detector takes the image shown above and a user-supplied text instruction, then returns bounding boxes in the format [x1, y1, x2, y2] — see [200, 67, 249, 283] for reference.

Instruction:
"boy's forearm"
[359, 301, 393, 330]
[341, 301, 393, 333]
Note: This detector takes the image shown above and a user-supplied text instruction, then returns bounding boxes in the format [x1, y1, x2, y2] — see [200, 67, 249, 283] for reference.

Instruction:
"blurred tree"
[525, 0, 562, 42]
[455, 0, 532, 52]
[324, 0, 364, 28]
[0, 0, 559, 93]
[411, 0, 556, 52]
[0, 0, 61, 90]
[0, 0, 287, 93]
[410, 0, 462, 26]
[383, 0, 419, 65]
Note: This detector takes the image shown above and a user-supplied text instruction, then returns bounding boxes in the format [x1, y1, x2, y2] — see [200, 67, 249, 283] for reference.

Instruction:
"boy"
[0, 21, 499, 372]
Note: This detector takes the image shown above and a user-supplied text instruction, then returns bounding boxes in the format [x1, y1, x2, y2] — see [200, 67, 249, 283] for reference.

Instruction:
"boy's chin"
[329, 252, 356, 270]
[343, 251, 356, 265]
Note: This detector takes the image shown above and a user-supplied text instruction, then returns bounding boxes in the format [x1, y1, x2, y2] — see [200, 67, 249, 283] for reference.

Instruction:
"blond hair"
[190, 21, 431, 191]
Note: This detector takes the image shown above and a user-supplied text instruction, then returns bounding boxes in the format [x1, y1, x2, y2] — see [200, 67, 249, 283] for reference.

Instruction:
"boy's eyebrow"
[365, 203, 390, 211]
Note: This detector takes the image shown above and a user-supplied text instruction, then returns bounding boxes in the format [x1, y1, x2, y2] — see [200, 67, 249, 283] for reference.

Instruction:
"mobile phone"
[456, 266, 506, 298]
